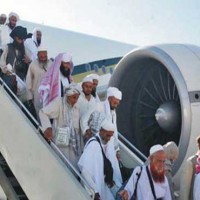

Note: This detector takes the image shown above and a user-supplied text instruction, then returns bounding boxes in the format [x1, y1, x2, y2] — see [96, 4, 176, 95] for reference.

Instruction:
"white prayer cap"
[0, 14, 6, 18]
[62, 53, 72, 62]
[107, 87, 122, 100]
[87, 73, 99, 81]
[82, 76, 93, 84]
[38, 45, 47, 52]
[65, 83, 80, 96]
[149, 144, 164, 156]
[101, 120, 115, 131]
[33, 27, 42, 33]
[8, 12, 19, 21]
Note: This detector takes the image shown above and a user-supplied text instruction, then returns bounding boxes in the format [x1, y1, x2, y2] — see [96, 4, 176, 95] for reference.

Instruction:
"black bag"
[2, 74, 17, 94]
[119, 160, 134, 183]
[95, 136, 114, 186]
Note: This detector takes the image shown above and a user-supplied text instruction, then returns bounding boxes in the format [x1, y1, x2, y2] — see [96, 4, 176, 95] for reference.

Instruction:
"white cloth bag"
[55, 127, 70, 147]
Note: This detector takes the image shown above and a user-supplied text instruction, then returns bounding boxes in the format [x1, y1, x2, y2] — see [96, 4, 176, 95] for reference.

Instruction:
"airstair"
[0, 77, 146, 200]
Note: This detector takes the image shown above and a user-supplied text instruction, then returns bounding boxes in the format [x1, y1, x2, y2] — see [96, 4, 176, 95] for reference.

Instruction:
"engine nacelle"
[109, 44, 200, 188]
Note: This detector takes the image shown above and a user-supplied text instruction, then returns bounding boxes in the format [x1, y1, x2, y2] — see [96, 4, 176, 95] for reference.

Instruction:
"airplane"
[0, 20, 199, 199]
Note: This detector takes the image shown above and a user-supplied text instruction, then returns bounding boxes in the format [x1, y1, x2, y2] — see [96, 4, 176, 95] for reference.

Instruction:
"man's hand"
[119, 189, 129, 200]
[44, 127, 53, 142]
[23, 55, 31, 64]
[94, 193, 100, 200]
[116, 150, 121, 160]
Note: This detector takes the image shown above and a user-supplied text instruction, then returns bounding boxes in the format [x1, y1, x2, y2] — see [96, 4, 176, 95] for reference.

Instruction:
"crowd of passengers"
[0, 12, 200, 200]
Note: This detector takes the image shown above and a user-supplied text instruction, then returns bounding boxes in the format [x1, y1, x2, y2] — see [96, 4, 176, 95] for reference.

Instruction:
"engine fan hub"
[155, 101, 181, 133]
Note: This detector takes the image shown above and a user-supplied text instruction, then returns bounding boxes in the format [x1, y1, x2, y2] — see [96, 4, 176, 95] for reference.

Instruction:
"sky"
[2, 0, 200, 46]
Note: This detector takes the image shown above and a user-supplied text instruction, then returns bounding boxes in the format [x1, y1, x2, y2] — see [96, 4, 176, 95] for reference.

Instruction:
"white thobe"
[39, 97, 83, 169]
[77, 92, 97, 116]
[193, 173, 200, 200]
[100, 99, 119, 151]
[24, 38, 39, 61]
[124, 166, 172, 200]
[0, 24, 13, 49]
[78, 134, 122, 200]
[26, 59, 52, 117]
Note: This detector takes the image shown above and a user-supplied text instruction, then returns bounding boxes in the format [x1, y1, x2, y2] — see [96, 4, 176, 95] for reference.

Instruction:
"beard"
[91, 89, 96, 97]
[60, 65, 70, 77]
[37, 39, 41, 46]
[13, 40, 24, 50]
[150, 164, 165, 183]
[39, 60, 47, 67]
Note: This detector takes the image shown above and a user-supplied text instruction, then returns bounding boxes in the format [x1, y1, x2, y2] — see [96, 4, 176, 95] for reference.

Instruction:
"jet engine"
[109, 44, 200, 186]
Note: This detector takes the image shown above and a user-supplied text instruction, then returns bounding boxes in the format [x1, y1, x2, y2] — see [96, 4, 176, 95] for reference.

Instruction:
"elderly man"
[179, 135, 200, 200]
[26, 46, 52, 119]
[39, 83, 83, 169]
[1, 12, 19, 49]
[25, 27, 42, 61]
[119, 144, 171, 200]
[78, 120, 122, 200]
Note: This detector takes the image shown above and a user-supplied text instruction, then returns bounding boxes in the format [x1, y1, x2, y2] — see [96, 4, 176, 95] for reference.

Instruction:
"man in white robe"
[26, 46, 52, 118]
[86, 73, 100, 102]
[77, 76, 97, 141]
[1, 12, 19, 50]
[78, 120, 122, 200]
[99, 87, 122, 153]
[39, 83, 83, 169]
[119, 144, 172, 200]
[0, 14, 7, 56]
[25, 27, 42, 61]
[80, 86, 122, 149]
[179, 135, 200, 200]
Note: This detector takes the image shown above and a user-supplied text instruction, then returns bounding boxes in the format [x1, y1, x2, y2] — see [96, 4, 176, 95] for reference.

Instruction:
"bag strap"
[86, 137, 105, 156]
[146, 166, 157, 200]
[132, 166, 142, 198]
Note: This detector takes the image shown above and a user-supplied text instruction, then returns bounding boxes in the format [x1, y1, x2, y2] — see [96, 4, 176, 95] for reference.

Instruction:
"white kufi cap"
[101, 120, 115, 131]
[107, 87, 122, 100]
[149, 144, 164, 156]
[65, 83, 80, 96]
[9, 12, 19, 21]
[87, 73, 99, 81]
[62, 53, 72, 62]
[38, 44, 47, 52]
[82, 76, 93, 84]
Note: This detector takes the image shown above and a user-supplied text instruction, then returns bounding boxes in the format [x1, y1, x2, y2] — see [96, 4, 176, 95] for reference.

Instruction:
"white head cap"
[65, 83, 80, 96]
[149, 144, 164, 156]
[38, 45, 47, 52]
[107, 87, 122, 100]
[62, 53, 72, 62]
[87, 73, 99, 81]
[9, 12, 19, 21]
[101, 120, 115, 131]
[82, 76, 93, 84]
